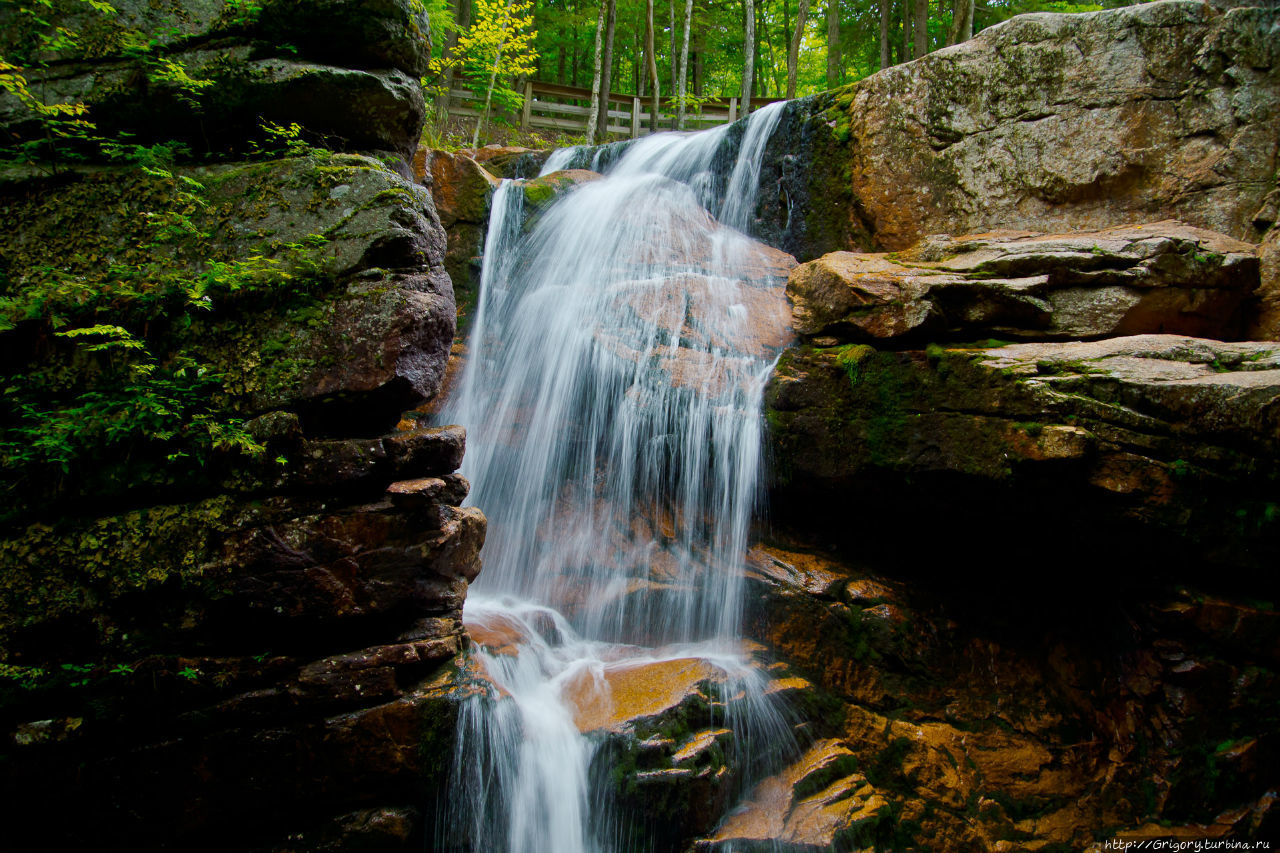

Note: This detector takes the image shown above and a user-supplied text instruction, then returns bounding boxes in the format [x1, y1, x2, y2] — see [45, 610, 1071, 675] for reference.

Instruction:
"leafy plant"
[433, 0, 539, 146]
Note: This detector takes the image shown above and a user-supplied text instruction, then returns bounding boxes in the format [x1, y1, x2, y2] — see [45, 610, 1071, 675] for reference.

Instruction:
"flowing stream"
[438, 103, 792, 852]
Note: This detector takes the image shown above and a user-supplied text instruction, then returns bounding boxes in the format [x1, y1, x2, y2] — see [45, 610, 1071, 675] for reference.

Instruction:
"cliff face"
[747, 2, 1280, 849]
[0, 2, 484, 849]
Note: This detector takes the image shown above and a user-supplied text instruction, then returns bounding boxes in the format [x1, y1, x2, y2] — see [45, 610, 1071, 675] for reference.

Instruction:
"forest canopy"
[431, 0, 1158, 110]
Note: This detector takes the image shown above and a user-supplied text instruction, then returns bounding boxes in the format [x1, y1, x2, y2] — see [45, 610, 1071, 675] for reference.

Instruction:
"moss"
[0, 494, 243, 657]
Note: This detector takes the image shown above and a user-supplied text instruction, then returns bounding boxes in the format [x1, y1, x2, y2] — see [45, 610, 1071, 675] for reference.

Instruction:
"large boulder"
[758, 2, 1280, 263]
[789, 222, 1261, 343]
[0, 0, 432, 162]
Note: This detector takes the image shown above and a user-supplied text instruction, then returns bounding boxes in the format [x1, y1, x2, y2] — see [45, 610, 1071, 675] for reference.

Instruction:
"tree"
[677, 0, 694, 128]
[448, 0, 540, 146]
[879, 0, 890, 69]
[826, 0, 839, 89]
[595, 0, 617, 136]
[948, 0, 974, 45]
[644, 0, 659, 131]
[585, 0, 607, 141]
[741, 0, 755, 113]
[900, 0, 910, 65]
[786, 0, 809, 98]
[912, 0, 927, 59]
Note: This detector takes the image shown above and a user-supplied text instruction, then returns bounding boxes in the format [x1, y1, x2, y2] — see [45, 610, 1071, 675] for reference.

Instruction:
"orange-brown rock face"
[562, 657, 725, 734]
[741, 542, 1280, 851]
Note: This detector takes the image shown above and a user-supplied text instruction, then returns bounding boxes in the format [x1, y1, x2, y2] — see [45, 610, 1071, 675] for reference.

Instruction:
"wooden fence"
[445, 80, 784, 139]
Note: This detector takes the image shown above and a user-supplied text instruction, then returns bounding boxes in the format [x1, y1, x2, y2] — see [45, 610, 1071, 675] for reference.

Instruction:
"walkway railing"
[445, 80, 784, 139]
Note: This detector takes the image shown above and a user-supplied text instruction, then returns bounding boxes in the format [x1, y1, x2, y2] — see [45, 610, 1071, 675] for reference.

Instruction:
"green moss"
[0, 494, 242, 657]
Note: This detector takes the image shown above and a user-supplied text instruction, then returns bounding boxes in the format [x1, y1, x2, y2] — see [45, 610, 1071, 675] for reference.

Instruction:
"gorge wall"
[0, 1, 483, 849]
[747, 1, 1280, 849]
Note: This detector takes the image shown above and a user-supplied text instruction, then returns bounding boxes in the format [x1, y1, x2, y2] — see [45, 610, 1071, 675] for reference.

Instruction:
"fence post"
[631, 97, 641, 138]
[728, 97, 737, 124]
[521, 80, 533, 130]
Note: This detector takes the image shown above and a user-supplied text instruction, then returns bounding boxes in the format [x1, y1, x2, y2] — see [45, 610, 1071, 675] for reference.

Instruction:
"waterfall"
[438, 101, 793, 853]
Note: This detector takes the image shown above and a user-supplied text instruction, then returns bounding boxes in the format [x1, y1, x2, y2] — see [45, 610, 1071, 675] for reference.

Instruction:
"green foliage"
[434, 0, 539, 143]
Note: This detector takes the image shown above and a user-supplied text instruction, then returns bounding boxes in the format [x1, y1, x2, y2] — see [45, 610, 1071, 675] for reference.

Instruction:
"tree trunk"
[947, 0, 973, 45]
[678, 0, 694, 128]
[596, 0, 617, 137]
[900, 0, 910, 63]
[787, 0, 809, 98]
[586, 0, 607, 142]
[668, 0, 677, 101]
[912, 0, 927, 59]
[645, 0, 660, 132]
[741, 0, 755, 116]
[439, 0, 472, 113]
[879, 0, 890, 69]
[826, 0, 839, 89]
[471, 0, 515, 148]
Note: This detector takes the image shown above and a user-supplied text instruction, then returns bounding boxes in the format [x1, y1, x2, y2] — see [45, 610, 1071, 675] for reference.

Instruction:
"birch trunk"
[596, 0, 617, 137]
[741, 0, 755, 115]
[645, 0, 660, 132]
[678, 0, 694, 128]
[585, 0, 607, 142]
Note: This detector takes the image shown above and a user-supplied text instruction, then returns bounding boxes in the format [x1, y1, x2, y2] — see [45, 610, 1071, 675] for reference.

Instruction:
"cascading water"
[438, 102, 794, 852]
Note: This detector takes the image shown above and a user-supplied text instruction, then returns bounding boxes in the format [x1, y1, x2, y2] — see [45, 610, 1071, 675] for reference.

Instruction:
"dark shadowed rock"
[766, 334, 1280, 572]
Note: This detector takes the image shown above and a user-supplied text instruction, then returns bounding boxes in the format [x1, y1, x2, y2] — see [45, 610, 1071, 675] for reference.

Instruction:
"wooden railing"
[445, 80, 785, 139]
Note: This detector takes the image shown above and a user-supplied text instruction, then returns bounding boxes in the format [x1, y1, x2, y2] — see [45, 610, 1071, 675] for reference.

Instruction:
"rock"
[789, 222, 1260, 343]
[766, 334, 1280, 572]
[423, 150, 501, 229]
[257, 0, 434, 77]
[520, 168, 604, 220]
[1251, 224, 1280, 340]
[743, 538, 1280, 852]
[455, 144, 552, 178]
[384, 424, 467, 477]
[698, 740, 889, 851]
[759, 2, 1280, 261]
[385, 475, 470, 510]
[563, 657, 725, 733]
[0, 0, 432, 162]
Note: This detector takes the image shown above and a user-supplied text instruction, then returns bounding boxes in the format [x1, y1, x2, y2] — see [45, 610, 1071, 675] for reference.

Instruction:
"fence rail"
[446, 81, 784, 140]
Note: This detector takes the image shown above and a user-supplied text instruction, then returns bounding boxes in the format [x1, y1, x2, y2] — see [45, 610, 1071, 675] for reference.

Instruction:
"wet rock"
[759, 2, 1280, 261]
[563, 657, 725, 734]
[520, 169, 604, 222]
[417, 149, 501, 328]
[455, 144, 552, 178]
[698, 740, 889, 851]
[384, 424, 467, 477]
[789, 222, 1260, 343]
[422, 150, 501, 229]
[744, 539, 1280, 852]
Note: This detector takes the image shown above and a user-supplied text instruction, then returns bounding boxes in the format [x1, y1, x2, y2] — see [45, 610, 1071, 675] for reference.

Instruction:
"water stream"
[438, 102, 792, 852]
